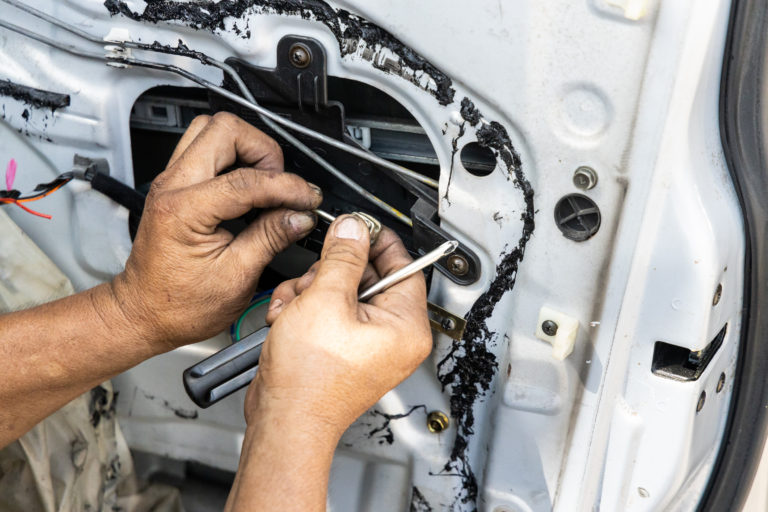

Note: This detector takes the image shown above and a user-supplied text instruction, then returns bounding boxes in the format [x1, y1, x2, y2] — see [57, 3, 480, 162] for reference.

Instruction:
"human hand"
[110, 112, 322, 350]
[244, 215, 432, 437]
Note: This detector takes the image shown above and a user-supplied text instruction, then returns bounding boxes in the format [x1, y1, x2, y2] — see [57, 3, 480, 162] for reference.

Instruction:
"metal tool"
[183, 240, 459, 408]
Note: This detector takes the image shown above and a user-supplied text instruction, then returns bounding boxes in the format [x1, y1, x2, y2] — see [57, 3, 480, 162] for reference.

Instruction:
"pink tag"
[5, 159, 16, 191]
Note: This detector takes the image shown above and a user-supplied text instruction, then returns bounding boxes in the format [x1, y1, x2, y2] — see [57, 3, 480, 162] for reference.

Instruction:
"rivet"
[573, 166, 598, 190]
[289, 43, 311, 68]
[713, 283, 723, 306]
[696, 391, 706, 413]
[426, 411, 449, 434]
[638, 488, 650, 498]
[541, 320, 559, 337]
[446, 254, 469, 277]
[717, 372, 725, 393]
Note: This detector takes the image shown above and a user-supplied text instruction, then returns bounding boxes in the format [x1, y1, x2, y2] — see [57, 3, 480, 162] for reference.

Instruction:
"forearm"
[0, 280, 161, 447]
[225, 388, 341, 511]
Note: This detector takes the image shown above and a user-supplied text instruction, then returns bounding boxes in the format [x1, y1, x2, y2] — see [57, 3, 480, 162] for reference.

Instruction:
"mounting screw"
[289, 43, 311, 68]
[441, 318, 457, 331]
[696, 391, 706, 413]
[541, 320, 559, 337]
[446, 254, 469, 277]
[426, 411, 449, 434]
[573, 166, 598, 190]
[717, 372, 726, 393]
[713, 283, 722, 306]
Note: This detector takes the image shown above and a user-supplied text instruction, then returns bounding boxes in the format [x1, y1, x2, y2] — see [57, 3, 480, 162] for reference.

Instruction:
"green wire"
[235, 297, 272, 341]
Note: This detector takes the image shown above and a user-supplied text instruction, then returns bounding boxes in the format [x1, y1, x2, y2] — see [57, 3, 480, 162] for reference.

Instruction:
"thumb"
[309, 215, 371, 308]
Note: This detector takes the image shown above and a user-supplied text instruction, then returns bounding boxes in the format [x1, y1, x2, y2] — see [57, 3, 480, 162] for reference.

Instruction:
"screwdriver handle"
[182, 326, 270, 408]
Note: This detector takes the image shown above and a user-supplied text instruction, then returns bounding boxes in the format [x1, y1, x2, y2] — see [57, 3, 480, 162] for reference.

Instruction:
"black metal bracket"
[411, 198, 481, 285]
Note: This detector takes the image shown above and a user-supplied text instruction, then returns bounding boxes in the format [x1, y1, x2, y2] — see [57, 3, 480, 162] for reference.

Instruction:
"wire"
[0, 172, 74, 219]
[0, 197, 51, 218]
[234, 296, 272, 342]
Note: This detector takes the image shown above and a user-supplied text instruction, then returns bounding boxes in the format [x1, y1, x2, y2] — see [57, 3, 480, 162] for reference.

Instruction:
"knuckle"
[211, 111, 238, 126]
[188, 114, 211, 130]
[324, 243, 367, 267]
[256, 216, 291, 254]
[223, 169, 254, 194]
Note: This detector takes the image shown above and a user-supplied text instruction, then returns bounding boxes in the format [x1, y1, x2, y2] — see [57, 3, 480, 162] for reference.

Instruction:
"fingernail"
[288, 211, 316, 232]
[307, 182, 323, 197]
[268, 298, 283, 311]
[335, 216, 363, 240]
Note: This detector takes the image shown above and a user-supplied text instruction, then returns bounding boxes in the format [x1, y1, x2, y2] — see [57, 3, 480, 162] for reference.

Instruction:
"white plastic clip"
[535, 306, 580, 360]
[103, 28, 132, 68]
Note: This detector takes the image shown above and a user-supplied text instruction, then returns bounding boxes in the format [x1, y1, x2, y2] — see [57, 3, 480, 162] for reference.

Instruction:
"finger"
[180, 169, 322, 232]
[230, 208, 317, 272]
[164, 112, 284, 187]
[359, 263, 381, 291]
[166, 115, 210, 169]
[265, 279, 301, 324]
[307, 215, 371, 311]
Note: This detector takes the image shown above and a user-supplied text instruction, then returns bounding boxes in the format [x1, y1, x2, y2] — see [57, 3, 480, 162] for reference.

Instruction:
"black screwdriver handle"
[183, 326, 270, 408]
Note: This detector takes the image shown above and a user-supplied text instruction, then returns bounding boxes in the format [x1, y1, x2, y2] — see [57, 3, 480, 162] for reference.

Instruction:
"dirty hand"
[110, 113, 322, 350]
[245, 215, 432, 437]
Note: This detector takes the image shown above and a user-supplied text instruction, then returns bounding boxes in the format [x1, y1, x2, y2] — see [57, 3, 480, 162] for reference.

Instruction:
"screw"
[696, 391, 706, 413]
[638, 488, 649, 498]
[289, 43, 311, 68]
[441, 318, 457, 331]
[541, 320, 559, 337]
[446, 254, 469, 277]
[573, 166, 598, 190]
[717, 372, 725, 393]
[713, 283, 722, 306]
[426, 411, 449, 433]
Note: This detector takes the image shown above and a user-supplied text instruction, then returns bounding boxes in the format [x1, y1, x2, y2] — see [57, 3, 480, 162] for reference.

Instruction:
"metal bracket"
[428, 301, 466, 340]
[411, 198, 481, 285]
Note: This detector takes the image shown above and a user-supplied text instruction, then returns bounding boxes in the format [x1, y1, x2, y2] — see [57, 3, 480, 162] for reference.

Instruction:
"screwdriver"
[183, 240, 459, 408]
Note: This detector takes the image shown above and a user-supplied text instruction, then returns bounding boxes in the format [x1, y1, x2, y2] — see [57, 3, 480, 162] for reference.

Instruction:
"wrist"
[91, 277, 165, 356]
[245, 375, 348, 446]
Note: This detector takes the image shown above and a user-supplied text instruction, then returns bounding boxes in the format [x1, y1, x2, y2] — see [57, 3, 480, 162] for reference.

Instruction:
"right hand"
[110, 112, 323, 351]
[245, 215, 433, 436]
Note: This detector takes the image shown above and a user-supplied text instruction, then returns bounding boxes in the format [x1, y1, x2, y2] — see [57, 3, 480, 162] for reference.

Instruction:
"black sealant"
[104, 0, 455, 105]
[0, 79, 70, 111]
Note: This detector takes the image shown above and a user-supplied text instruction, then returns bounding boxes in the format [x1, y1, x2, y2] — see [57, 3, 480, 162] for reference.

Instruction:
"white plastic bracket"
[535, 306, 580, 360]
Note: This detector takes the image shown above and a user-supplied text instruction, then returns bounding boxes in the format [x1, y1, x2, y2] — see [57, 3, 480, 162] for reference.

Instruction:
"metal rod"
[358, 240, 458, 301]
[313, 209, 337, 223]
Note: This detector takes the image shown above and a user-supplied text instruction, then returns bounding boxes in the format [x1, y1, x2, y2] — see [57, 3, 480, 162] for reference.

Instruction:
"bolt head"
[713, 283, 723, 306]
[573, 166, 598, 190]
[289, 44, 311, 68]
[441, 318, 457, 331]
[447, 254, 469, 277]
[696, 391, 706, 413]
[426, 411, 449, 434]
[541, 320, 559, 337]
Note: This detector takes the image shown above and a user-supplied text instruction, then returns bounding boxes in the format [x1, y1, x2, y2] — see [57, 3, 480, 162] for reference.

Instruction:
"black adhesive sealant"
[0, 80, 70, 111]
[103, 0, 455, 105]
[434, 97, 535, 509]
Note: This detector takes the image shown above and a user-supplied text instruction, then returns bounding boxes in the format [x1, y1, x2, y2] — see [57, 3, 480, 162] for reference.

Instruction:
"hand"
[110, 112, 323, 350]
[245, 215, 433, 437]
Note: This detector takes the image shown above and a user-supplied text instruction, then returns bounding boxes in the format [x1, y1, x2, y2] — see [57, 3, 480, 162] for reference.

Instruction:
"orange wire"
[0, 197, 52, 219]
